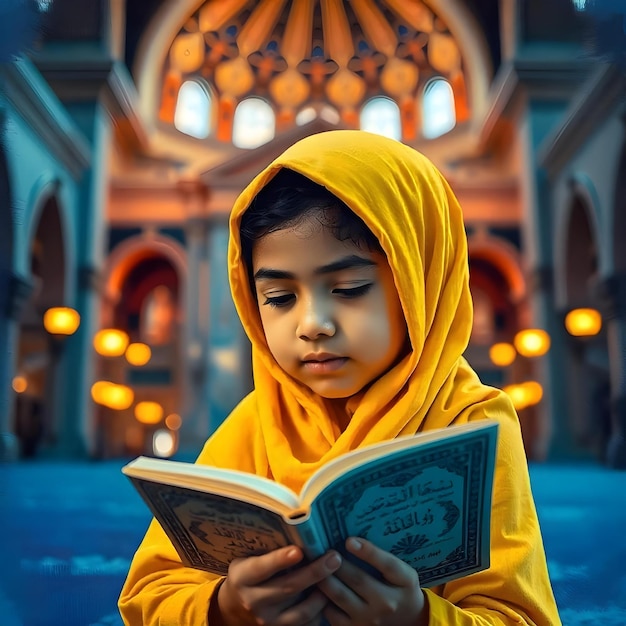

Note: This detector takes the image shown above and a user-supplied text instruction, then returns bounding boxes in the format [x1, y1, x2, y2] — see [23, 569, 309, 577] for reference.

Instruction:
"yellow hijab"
[227, 130, 508, 492]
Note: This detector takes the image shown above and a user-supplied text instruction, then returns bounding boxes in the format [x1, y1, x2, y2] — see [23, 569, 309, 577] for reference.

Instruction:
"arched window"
[360, 97, 401, 141]
[422, 78, 456, 139]
[470, 289, 495, 345]
[174, 80, 211, 139]
[141, 285, 176, 346]
[232, 98, 275, 149]
[296, 107, 317, 126]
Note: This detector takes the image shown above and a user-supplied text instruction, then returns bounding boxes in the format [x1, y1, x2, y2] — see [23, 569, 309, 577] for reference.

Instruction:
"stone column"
[0, 274, 34, 460]
[205, 217, 252, 435]
[597, 274, 626, 468]
[51, 100, 112, 458]
[519, 108, 577, 461]
[179, 179, 211, 453]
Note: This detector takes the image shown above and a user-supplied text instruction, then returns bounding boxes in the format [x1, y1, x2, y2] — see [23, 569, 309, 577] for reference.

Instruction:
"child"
[119, 130, 561, 625]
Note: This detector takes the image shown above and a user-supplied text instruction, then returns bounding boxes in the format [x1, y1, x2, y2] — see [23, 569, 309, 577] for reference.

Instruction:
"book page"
[301, 420, 495, 504]
[310, 426, 497, 587]
[123, 456, 300, 513]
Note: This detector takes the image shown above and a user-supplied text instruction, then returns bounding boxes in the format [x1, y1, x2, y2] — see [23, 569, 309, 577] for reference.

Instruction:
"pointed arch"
[554, 173, 602, 310]
[104, 233, 188, 322]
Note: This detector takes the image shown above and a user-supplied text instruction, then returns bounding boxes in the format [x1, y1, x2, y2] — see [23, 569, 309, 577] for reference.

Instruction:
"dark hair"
[240, 169, 382, 282]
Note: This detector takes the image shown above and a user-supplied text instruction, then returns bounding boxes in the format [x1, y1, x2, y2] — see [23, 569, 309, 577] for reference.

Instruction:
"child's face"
[251, 215, 408, 399]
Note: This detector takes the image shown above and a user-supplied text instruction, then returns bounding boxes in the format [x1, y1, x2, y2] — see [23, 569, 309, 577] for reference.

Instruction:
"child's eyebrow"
[254, 254, 377, 282]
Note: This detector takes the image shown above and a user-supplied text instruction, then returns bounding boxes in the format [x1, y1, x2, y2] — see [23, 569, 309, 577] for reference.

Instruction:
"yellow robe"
[119, 130, 562, 625]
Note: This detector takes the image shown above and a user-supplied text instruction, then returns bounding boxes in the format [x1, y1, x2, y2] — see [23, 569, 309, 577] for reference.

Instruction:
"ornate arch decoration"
[134, 0, 492, 143]
[553, 173, 602, 311]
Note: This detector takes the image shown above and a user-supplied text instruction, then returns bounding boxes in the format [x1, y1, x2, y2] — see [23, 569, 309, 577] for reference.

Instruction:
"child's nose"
[297, 301, 336, 340]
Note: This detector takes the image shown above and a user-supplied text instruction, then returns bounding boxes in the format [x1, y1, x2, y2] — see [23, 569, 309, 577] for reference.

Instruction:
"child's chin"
[309, 385, 360, 400]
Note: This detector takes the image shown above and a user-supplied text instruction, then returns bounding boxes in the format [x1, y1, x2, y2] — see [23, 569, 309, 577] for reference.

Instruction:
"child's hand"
[318, 537, 427, 626]
[216, 545, 343, 626]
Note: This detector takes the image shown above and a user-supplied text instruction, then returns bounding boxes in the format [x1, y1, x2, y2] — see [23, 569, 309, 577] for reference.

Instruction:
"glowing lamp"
[165, 413, 182, 431]
[91, 381, 134, 410]
[503, 381, 544, 410]
[513, 329, 551, 358]
[125, 343, 152, 366]
[93, 329, 129, 357]
[91, 381, 112, 405]
[135, 401, 163, 425]
[489, 343, 516, 367]
[565, 308, 602, 337]
[12, 376, 27, 393]
[520, 381, 543, 406]
[502, 384, 529, 411]
[43, 307, 80, 336]
[153, 429, 176, 457]
[103, 384, 134, 410]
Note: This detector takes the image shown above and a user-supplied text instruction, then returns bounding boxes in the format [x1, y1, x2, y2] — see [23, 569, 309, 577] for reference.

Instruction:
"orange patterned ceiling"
[161, 0, 469, 136]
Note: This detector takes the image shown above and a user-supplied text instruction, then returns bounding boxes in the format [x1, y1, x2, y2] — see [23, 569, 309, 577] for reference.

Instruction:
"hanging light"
[12, 376, 28, 393]
[91, 381, 134, 410]
[91, 381, 109, 405]
[43, 307, 80, 336]
[520, 381, 543, 406]
[125, 342, 152, 366]
[513, 329, 551, 358]
[135, 401, 163, 424]
[503, 381, 544, 410]
[489, 342, 516, 367]
[502, 384, 529, 411]
[565, 308, 602, 337]
[165, 413, 182, 430]
[93, 329, 129, 357]
[153, 429, 176, 457]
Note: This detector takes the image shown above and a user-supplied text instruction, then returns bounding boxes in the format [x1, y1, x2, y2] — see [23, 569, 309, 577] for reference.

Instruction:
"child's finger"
[276, 588, 328, 625]
[234, 545, 305, 586]
[266, 550, 343, 595]
[345, 537, 420, 587]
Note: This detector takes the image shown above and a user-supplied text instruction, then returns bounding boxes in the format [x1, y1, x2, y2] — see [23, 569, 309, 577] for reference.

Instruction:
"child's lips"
[301, 354, 348, 373]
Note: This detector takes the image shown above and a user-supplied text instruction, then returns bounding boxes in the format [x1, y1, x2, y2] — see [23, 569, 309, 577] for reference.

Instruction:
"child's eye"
[333, 284, 373, 298]
[263, 294, 294, 308]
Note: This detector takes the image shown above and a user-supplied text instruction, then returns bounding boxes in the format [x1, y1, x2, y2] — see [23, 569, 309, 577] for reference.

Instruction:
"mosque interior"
[0, 0, 624, 468]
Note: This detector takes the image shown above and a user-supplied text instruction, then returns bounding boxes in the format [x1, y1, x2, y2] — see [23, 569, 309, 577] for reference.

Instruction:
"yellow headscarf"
[227, 130, 508, 492]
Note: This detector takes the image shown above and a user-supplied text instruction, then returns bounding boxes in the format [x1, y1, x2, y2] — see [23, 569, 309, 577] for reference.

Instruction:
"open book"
[123, 420, 498, 588]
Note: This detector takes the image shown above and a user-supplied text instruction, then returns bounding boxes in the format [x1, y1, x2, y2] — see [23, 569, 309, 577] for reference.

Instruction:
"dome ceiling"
[161, 0, 470, 137]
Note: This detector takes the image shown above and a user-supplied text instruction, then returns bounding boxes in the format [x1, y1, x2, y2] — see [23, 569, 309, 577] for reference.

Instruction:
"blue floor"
[1, 459, 625, 626]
